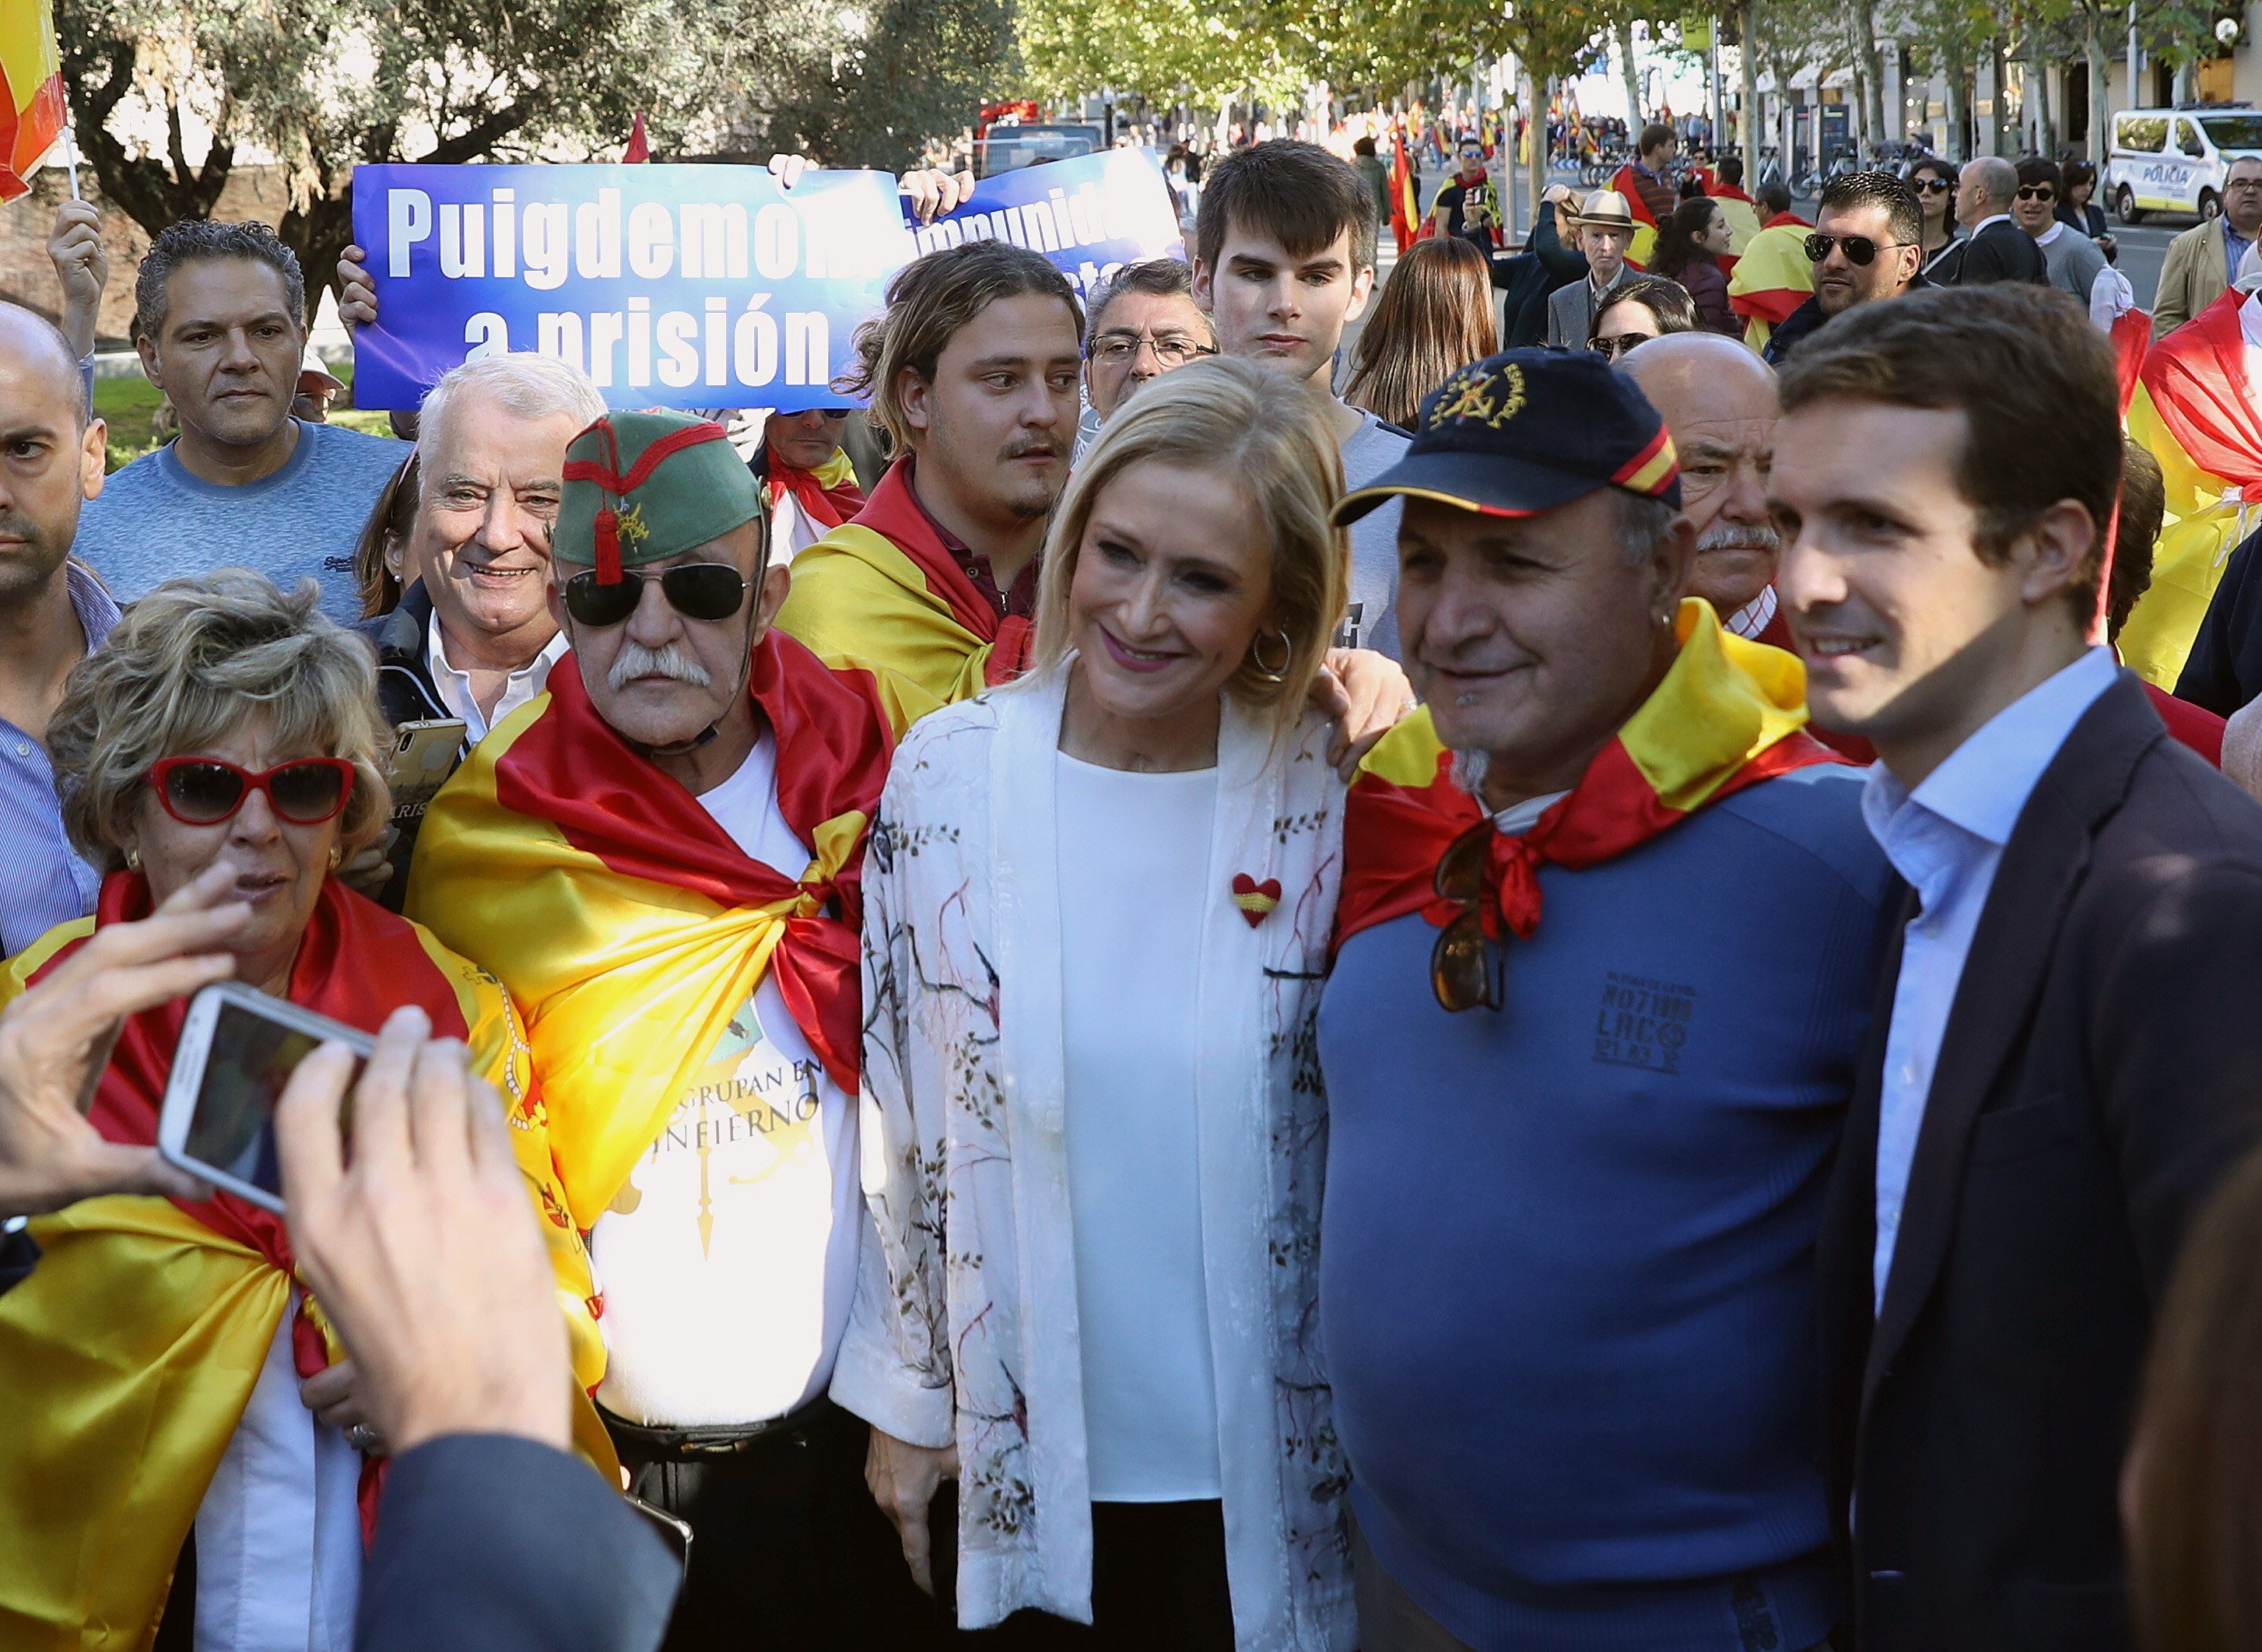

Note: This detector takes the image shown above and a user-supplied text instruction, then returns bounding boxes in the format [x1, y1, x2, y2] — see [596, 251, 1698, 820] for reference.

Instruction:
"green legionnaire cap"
[556, 410, 765, 583]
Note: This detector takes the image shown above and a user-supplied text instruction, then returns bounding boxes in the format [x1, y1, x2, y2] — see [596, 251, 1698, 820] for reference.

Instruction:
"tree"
[767, 0, 1017, 170]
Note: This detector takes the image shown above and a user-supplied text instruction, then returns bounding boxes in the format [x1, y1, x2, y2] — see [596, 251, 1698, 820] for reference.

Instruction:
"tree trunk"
[2032, 32, 2057, 156]
[275, 190, 356, 331]
[1990, 37, 2010, 156]
[1741, 0, 1762, 181]
[1853, 0, 1886, 149]
[1617, 20, 1644, 128]
[1527, 70, 1549, 241]
[2085, 10, 2109, 164]
[1945, 50, 1970, 161]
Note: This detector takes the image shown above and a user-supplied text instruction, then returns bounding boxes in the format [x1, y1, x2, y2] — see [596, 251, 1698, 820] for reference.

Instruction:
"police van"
[2107, 105, 2262, 222]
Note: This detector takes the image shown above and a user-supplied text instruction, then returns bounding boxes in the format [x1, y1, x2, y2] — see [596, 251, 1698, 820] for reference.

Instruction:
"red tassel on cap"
[595, 506, 623, 584]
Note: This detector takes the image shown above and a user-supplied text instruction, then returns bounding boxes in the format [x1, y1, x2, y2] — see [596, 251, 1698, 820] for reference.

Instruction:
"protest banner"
[903, 146, 1184, 303]
[348, 150, 1184, 410]
[348, 163, 907, 411]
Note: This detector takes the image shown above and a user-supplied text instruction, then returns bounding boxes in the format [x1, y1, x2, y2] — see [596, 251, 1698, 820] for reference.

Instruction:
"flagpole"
[61, 110, 78, 198]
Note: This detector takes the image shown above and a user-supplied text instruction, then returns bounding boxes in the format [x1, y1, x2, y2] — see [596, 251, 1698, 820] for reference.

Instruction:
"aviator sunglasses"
[1429, 821, 1503, 1013]
[148, 756, 357, 826]
[1804, 232, 1907, 266]
[563, 563, 752, 629]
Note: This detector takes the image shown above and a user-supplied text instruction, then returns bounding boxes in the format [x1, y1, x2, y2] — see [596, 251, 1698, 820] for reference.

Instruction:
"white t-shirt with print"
[587, 733, 862, 1427]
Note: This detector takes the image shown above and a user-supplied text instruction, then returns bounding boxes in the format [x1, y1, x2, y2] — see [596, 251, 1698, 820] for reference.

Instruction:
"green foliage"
[766, 0, 1019, 170]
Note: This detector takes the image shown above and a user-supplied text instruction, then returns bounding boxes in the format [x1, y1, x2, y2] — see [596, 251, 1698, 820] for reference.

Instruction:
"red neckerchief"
[490, 631, 893, 1092]
[29, 874, 480, 1536]
[765, 445, 865, 533]
[847, 458, 1036, 684]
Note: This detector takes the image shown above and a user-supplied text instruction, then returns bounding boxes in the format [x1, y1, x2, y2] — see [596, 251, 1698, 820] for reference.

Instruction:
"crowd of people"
[7, 123, 2262, 1652]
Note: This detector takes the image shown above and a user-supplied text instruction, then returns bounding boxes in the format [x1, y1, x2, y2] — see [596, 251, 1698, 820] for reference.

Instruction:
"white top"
[1860, 646, 2119, 1312]
[769, 488, 826, 563]
[1054, 747, 1225, 1501]
[426, 609, 568, 743]
[588, 733, 862, 1426]
[194, 1300, 362, 1652]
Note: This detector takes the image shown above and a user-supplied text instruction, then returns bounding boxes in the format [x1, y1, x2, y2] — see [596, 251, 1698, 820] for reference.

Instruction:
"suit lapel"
[1861, 677, 2162, 1405]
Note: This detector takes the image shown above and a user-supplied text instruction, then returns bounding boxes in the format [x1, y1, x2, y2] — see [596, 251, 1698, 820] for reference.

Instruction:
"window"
[2118, 115, 2167, 153]
[2199, 114, 2262, 152]
[2177, 119, 2208, 157]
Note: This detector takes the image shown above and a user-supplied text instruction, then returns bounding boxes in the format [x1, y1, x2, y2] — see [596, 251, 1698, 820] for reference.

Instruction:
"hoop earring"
[1250, 627, 1293, 683]
[125, 847, 141, 872]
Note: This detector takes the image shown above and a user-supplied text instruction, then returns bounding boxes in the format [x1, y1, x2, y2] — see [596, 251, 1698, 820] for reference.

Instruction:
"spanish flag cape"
[773, 456, 1034, 735]
[1333, 600, 1839, 955]
[405, 630, 890, 1257]
[1728, 222, 1817, 355]
[763, 443, 865, 534]
[1606, 163, 1664, 268]
[1712, 191, 1764, 265]
[0, 875, 605, 1652]
[1390, 134, 1419, 254]
[2123, 288, 2262, 687]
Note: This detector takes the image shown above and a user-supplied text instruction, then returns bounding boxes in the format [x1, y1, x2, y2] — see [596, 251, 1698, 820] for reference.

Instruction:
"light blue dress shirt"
[1860, 646, 2120, 1313]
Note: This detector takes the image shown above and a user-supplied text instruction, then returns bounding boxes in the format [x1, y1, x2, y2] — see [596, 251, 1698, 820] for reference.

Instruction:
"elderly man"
[365, 352, 603, 744]
[1317, 351, 1889, 1652]
[2154, 154, 2262, 338]
[1079, 256, 1215, 434]
[1763, 171, 1926, 366]
[1624, 331, 1787, 644]
[1547, 191, 1640, 348]
[75, 220, 404, 623]
[1934, 156, 2046, 286]
[0, 305, 118, 957]
[408, 410, 928, 1650]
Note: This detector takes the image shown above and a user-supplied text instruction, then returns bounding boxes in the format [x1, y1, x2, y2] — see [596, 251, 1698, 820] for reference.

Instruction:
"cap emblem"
[1427, 360, 1527, 432]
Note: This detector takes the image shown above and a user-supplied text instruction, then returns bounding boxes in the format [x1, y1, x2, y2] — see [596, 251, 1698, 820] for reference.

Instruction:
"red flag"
[622, 110, 650, 163]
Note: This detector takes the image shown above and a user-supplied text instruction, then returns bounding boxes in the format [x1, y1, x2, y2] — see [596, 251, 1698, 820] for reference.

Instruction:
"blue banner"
[348, 152, 1186, 411]
[349, 163, 907, 412]
[905, 147, 1184, 303]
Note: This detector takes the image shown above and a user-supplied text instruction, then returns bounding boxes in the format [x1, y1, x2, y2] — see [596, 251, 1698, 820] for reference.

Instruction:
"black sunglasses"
[1912, 176, 1952, 193]
[2015, 184, 2057, 202]
[563, 563, 749, 628]
[1804, 232, 1906, 266]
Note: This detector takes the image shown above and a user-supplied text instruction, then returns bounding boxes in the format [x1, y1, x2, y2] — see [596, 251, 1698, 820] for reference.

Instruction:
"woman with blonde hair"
[0, 570, 595, 1650]
[835, 355, 1359, 1649]
[1342, 237, 1499, 429]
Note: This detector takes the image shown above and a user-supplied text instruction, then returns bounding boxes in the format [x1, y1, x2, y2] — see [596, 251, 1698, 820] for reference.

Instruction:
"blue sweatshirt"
[1318, 764, 1891, 1652]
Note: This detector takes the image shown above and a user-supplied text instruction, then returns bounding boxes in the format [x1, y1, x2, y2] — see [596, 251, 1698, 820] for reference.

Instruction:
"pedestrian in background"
[1343, 238, 1499, 430]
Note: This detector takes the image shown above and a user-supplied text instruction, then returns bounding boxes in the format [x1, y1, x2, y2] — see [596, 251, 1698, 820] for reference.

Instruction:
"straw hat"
[1574, 189, 1636, 228]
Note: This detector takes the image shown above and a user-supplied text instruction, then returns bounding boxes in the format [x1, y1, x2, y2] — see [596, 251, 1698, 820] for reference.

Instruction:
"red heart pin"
[1230, 873, 1282, 928]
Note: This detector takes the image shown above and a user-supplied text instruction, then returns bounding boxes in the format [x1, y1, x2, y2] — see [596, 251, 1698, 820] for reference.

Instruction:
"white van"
[2107, 106, 2262, 223]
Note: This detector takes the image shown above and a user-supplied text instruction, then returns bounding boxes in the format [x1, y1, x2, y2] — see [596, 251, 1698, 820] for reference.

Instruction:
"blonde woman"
[833, 356, 1359, 1650]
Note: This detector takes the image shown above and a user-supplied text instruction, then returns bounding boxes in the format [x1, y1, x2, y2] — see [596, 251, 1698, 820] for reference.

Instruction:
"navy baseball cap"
[1333, 349, 1682, 524]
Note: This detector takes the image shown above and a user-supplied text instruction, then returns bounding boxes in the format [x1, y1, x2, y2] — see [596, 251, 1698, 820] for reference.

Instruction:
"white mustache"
[1696, 522, 1780, 554]
[608, 641, 711, 691]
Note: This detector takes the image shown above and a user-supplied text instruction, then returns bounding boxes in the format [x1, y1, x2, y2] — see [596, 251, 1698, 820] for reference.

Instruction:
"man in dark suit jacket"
[1931, 155, 2048, 286]
[1771, 282, 2262, 1652]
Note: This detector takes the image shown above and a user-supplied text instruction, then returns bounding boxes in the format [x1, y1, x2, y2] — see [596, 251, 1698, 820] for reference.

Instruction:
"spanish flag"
[0, 875, 605, 1652]
[773, 457, 1035, 735]
[764, 443, 866, 533]
[1727, 222, 1817, 356]
[1390, 132, 1420, 255]
[1607, 163, 1663, 268]
[2122, 289, 2262, 687]
[405, 630, 891, 1247]
[0, 0, 62, 200]
[1334, 599, 1837, 954]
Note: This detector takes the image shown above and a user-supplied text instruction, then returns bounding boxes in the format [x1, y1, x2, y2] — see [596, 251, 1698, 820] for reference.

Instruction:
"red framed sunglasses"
[147, 756, 357, 826]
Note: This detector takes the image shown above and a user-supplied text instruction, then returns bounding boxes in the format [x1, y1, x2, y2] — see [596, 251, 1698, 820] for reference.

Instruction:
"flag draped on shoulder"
[0, 875, 602, 1652]
[773, 457, 1035, 733]
[766, 444, 866, 534]
[1728, 222, 1817, 355]
[1391, 133, 1419, 254]
[406, 631, 892, 1261]
[1334, 598, 1839, 956]
[2123, 289, 2262, 686]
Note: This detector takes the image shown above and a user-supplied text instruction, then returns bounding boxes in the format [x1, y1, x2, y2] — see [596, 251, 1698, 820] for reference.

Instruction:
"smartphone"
[383, 718, 468, 828]
[157, 981, 373, 1213]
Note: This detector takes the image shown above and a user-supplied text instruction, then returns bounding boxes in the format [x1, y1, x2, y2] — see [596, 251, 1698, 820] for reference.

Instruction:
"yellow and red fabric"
[773, 457, 1036, 734]
[766, 443, 865, 535]
[2123, 289, 2262, 687]
[1607, 163, 1665, 268]
[1334, 598, 1838, 954]
[2113, 307, 2152, 416]
[0, 0, 63, 201]
[1390, 134, 1420, 255]
[0, 875, 601, 1652]
[1728, 222, 1817, 356]
[405, 631, 892, 1249]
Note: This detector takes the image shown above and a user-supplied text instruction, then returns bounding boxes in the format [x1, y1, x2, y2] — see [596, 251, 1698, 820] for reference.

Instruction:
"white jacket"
[831, 661, 1355, 1649]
